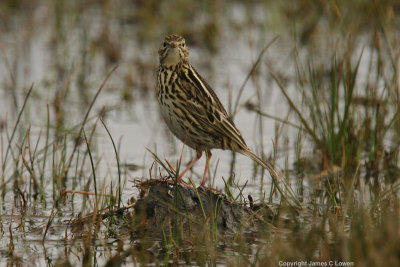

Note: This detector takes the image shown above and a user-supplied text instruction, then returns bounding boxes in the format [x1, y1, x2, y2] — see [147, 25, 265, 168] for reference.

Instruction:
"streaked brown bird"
[157, 34, 277, 189]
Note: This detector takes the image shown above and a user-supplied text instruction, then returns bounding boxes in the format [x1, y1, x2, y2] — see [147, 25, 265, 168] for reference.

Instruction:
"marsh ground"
[0, 0, 399, 266]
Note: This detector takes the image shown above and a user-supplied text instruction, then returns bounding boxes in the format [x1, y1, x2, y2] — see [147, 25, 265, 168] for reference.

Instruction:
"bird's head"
[158, 34, 188, 68]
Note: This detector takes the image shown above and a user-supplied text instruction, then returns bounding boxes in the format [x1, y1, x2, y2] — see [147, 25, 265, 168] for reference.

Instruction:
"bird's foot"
[199, 184, 221, 194]
[178, 179, 196, 189]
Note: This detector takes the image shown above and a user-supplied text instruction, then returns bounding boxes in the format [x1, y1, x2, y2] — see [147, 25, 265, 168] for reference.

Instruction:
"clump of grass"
[272, 50, 363, 171]
[255, 189, 400, 267]
[271, 34, 399, 185]
[129, 148, 277, 264]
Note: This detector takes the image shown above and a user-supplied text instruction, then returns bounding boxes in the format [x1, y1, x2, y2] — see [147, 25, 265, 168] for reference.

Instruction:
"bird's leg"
[200, 150, 212, 187]
[199, 151, 220, 192]
[178, 149, 202, 179]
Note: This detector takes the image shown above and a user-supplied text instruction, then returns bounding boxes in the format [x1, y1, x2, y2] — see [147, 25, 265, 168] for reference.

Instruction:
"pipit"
[157, 34, 277, 189]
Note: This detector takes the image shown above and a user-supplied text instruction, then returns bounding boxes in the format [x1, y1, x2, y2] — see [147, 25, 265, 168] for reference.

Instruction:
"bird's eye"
[163, 42, 167, 47]
[180, 43, 185, 47]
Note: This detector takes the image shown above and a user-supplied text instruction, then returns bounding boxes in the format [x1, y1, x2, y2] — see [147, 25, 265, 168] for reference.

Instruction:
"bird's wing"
[176, 65, 248, 151]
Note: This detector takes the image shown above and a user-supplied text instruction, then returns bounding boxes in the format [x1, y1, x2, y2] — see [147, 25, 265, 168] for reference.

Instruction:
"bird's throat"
[162, 48, 180, 67]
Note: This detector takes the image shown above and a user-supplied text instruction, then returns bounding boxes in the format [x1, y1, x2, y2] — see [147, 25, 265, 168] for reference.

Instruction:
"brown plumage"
[157, 34, 277, 188]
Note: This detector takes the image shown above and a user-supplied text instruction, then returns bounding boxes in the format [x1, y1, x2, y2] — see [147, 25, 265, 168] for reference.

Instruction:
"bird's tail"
[241, 149, 281, 180]
[242, 149, 302, 208]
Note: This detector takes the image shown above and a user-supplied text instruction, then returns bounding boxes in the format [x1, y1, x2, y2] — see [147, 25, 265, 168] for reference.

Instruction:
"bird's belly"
[158, 98, 197, 148]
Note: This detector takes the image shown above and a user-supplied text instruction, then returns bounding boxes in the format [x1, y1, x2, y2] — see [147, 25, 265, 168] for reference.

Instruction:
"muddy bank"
[71, 178, 274, 241]
[130, 179, 273, 239]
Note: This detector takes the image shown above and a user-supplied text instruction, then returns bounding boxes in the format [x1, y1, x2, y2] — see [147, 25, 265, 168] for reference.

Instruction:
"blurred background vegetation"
[0, 0, 399, 266]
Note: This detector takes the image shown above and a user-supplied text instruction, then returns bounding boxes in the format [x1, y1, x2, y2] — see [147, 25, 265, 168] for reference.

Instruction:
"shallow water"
[1, 1, 385, 265]
[0, 3, 298, 265]
[0, 8, 295, 201]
